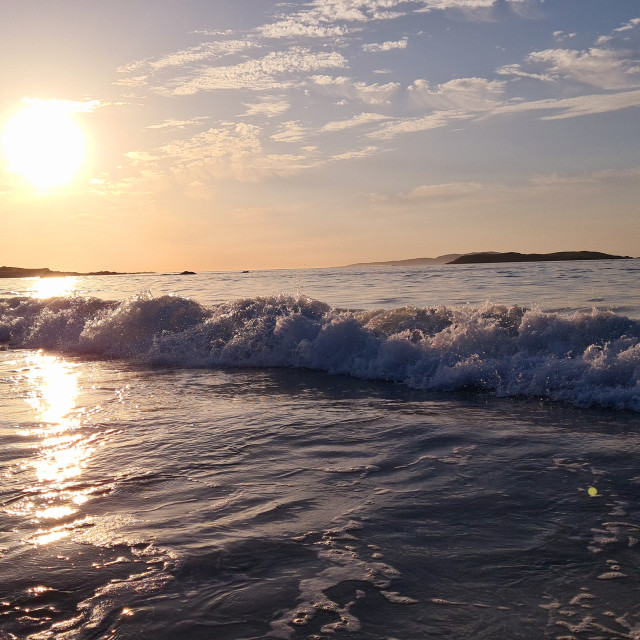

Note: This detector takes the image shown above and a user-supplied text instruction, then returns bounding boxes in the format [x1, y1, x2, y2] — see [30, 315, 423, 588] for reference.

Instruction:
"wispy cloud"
[414, 0, 526, 17]
[147, 117, 209, 130]
[331, 146, 379, 161]
[311, 75, 400, 104]
[415, 0, 495, 10]
[525, 48, 640, 90]
[242, 99, 291, 118]
[257, 19, 347, 39]
[496, 64, 552, 82]
[124, 150, 157, 164]
[113, 75, 148, 88]
[270, 121, 310, 143]
[371, 181, 491, 204]
[164, 48, 347, 95]
[119, 40, 258, 74]
[372, 165, 640, 208]
[322, 112, 389, 131]
[529, 166, 640, 188]
[408, 77, 506, 110]
[597, 17, 640, 44]
[149, 123, 316, 182]
[494, 89, 640, 120]
[615, 17, 640, 33]
[368, 110, 471, 140]
[251, 0, 408, 44]
[258, 0, 525, 39]
[363, 38, 408, 52]
[399, 182, 487, 201]
[256, 0, 524, 47]
[293, 0, 411, 24]
[370, 80, 640, 141]
[552, 31, 576, 42]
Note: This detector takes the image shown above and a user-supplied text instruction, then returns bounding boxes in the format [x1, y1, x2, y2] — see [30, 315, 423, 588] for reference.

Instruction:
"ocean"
[1, 260, 639, 639]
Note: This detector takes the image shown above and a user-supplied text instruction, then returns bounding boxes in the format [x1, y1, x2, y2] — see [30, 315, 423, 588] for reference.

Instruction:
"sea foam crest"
[1, 294, 639, 411]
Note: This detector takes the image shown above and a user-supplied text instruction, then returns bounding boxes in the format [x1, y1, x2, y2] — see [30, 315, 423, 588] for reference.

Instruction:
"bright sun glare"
[2, 99, 86, 189]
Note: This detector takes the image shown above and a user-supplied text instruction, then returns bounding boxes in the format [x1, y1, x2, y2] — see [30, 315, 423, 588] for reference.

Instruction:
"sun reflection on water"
[35, 504, 76, 520]
[29, 276, 77, 299]
[32, 528, 71, 546]
[18, 352, 98, 544]
[26, 355, 80, 425]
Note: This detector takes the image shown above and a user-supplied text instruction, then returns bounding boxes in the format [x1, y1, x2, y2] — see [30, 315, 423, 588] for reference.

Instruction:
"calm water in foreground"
[1, 260, 639, 639]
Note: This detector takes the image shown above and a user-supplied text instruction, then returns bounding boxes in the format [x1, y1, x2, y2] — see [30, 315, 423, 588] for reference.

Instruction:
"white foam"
[1, 294, 639, 411]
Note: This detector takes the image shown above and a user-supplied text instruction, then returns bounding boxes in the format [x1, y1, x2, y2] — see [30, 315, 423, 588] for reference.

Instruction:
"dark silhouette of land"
[345, 250, 633, 268]
[346, 253, 463, 267]
[2, 251, 634, 280]
[448, 251, 633, 264]
[0, 266, 134, 279]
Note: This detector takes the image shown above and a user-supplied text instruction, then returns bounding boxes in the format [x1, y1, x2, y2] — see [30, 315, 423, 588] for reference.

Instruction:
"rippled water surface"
[2, 259, 640, 314]
[1, 261, 639, 639]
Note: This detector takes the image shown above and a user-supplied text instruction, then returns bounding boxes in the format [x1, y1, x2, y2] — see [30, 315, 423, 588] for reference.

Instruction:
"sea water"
[0, 260, 639, 639]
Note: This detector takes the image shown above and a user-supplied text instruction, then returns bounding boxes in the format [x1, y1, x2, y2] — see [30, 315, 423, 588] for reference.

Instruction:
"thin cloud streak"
[363, 38, 408, 52]
[164, 49, 348, 95]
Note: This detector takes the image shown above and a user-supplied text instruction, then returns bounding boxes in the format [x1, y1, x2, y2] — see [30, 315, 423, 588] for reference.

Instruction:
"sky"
[1, 0, 639, 271]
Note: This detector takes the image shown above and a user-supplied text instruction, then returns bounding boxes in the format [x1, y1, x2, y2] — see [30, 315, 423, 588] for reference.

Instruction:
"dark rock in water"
[179, 271, 196, 275]
[241, 270, 250, 273]
[447, 251, 633, 265]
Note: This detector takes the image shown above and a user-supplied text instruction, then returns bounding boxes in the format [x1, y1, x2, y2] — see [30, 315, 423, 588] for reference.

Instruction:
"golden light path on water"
[16, 352, 98, 545]
[10, 276, 135, 550]
[29, 276, 78, 299]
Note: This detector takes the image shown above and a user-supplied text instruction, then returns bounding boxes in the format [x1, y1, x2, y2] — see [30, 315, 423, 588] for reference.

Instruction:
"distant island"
[346, 253, 463, 267]
[345, 250, 634, 268]
[0, 266, 133, 279]
[448, 251, 633, 264]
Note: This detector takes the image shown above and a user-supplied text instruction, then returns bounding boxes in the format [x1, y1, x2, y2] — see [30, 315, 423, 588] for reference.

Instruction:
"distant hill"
[345, 254, 463, 267]
[0, 266, 132, 279]
[448, 251, 633, 265]
[344, 250, 634, 268]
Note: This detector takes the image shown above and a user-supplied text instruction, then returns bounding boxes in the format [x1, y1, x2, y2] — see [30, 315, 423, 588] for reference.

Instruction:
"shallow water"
[1, 262, 639, 639]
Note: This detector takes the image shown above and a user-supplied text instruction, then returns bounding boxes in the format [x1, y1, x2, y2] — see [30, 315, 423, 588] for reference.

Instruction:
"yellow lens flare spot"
[588, 486, 598, 497]
[2, 99, 86, 189]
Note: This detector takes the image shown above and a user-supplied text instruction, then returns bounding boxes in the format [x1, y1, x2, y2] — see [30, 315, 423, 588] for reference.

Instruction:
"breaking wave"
[1, 293, 639, 411]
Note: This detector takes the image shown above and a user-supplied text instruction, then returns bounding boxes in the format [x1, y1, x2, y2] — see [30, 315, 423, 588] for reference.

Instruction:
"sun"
[2, 99, 87, 189]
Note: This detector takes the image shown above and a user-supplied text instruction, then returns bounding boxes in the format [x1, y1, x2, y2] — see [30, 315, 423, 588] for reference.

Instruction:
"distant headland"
[0, 266, 136, 279]
[447, 251, 633, 264]
[346, 254, 463, 267]
[346, 250, 634, 268]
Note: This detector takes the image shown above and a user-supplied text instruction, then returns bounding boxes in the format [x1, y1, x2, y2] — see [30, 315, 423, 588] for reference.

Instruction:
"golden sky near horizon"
[1, 1, 639, 272]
